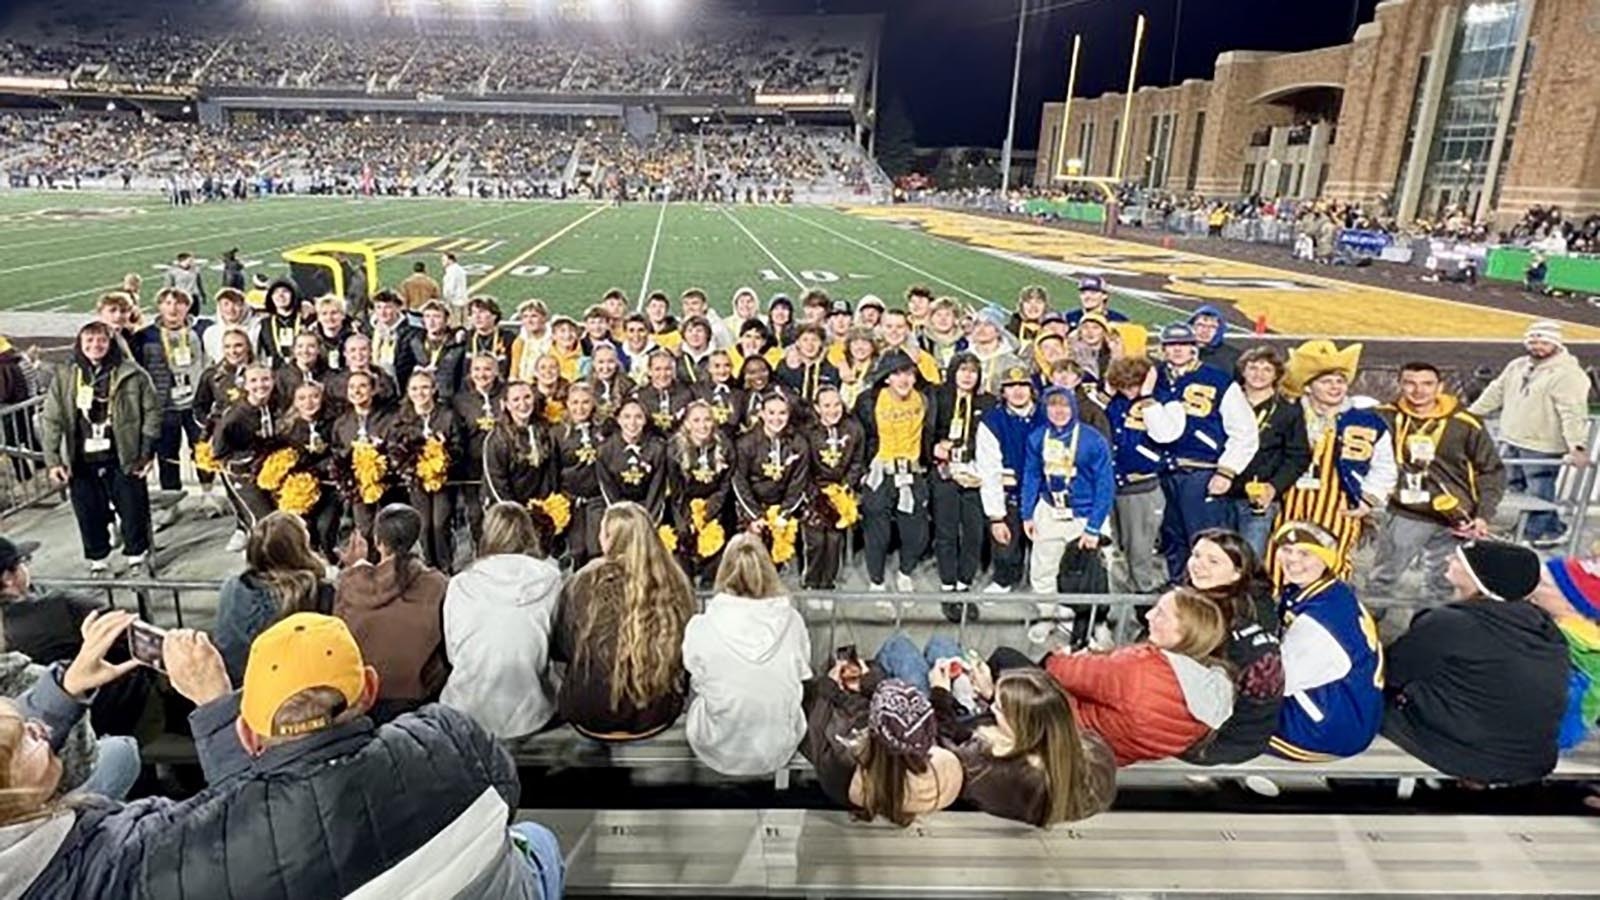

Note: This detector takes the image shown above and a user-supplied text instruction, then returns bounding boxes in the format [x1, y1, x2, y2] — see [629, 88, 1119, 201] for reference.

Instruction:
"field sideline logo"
[2, 206, 148, 223]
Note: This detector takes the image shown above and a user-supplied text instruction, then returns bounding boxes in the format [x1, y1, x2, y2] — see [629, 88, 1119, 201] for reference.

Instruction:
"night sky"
[752, 0, 1381, 149]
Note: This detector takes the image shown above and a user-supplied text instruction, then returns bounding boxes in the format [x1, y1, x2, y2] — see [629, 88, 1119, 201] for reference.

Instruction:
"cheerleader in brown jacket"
[393, 370, 463, 571]
[552, 382, 607, 567]
[279, 379, 340, 556]
[596, 398, 666, 521]
[451, 353, 504, 542]
[331, 369, 397, 548]
[693, 349, 746, 438]
[803, 384, 866, 590]
[586, 343, 634, 427]
[667, 400, 735, 584]
[731, 392, 810, 532]
[482, 381, 554, 510]
[529, 353, 570, 425]
[636, 350, 694, 437]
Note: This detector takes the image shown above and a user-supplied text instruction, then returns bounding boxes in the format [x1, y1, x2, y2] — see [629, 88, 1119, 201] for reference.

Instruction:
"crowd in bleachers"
[3, 260, 1600, 894]
[0, 114, 874, 198]
[0, 18, 871, 97]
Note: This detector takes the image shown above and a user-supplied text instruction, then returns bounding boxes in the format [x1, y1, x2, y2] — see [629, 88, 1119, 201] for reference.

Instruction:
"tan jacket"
[1469, 351, 1592, 454]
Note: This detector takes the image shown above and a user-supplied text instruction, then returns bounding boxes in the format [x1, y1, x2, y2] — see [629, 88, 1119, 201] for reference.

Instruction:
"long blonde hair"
[713, 534, 783, 599]
[0, 699, 55, 827]
[479, 501, 545, 558]
[577, 502, 696, 711]
[1163, 587, 1230, 663]
[993, 669, 1091, 826]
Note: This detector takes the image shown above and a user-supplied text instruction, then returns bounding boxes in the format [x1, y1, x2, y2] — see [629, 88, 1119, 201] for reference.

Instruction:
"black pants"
[462, 483, 486, 544]
[220, 468, 273, 534]
[567, 497, 603, 569]
[409, 485, 455, 572]
[1054, 543, 1109, 647]
[802, 521, 846, 589]
[69, 460, 150, 561]
[156, 408, 212, 491]
[861, 473, 929, 584]
[990, 498, 1027, 588]
[930, 478, 985, 587]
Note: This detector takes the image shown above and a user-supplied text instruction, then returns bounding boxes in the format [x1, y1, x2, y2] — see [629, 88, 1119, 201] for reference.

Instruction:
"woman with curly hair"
[553, 501, 696, 741]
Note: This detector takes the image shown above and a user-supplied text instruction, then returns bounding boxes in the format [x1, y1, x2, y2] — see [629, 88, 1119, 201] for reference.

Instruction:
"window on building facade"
[1186, 111, 1205, 191]
[1418, 0, 1529, 219]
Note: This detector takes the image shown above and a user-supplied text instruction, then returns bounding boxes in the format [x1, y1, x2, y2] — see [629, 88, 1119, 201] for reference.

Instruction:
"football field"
[2, 192, 1596, 348]
[0, 193, 1169, 322]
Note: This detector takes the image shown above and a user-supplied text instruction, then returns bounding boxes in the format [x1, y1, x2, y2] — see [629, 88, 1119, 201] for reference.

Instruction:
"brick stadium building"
[1033, 0, 1600, 225]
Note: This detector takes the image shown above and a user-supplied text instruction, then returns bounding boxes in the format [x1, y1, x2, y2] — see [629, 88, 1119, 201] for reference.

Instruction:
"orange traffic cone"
[1254, 314, 1269, 335]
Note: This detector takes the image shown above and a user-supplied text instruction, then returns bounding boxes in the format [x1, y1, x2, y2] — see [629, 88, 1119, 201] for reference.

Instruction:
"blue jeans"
[80, 735, 141, 800]
[510, 821, 566, 900]
[1504, 444, 1565, 540]
[876, 633, 963, 696]
[1159, 470, 1231, 583]
[1225, 497, 1278, 560]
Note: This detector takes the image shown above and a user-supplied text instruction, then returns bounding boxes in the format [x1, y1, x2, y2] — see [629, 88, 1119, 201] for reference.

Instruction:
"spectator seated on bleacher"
[932, 663, 1117, 828]
[0, 611, 564, 898]
[554, 502, 695, 742]
[1180, 530, 1286, 766]
[805, 672, 963, 827]
[1268, 522, 1384, 762]
[213, 512, 334, 685]
[1532, 557, 1600, 752]
[682, 534, 812, 777]
[1041, 587, 1235, 766]
[1382, 540, 1568, 785]
[441, 502, 563, 741]
[334, 505, 449, 725]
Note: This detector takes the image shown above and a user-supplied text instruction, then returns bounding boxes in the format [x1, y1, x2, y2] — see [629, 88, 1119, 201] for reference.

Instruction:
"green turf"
[0, 194, 1175, 327]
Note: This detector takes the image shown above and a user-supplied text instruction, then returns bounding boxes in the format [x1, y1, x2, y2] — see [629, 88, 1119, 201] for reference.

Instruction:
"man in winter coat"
[1469, 321, 1592, 548]
[1382, 540, 1569, 784]
[2, 613, 564, 900]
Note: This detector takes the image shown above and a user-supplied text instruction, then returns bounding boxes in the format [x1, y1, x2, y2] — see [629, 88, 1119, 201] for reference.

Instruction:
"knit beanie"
[868, 680, 936, 757]
[1525, 319, 1565, 348]
[1456, 539, 1542, 601]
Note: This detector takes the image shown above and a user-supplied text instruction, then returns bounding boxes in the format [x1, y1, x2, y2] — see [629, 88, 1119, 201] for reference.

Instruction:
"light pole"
[999, 0, 1028, 196]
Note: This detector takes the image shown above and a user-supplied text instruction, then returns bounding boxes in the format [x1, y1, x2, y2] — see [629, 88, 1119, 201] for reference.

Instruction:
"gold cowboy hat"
[1282, 339, 1362, 400]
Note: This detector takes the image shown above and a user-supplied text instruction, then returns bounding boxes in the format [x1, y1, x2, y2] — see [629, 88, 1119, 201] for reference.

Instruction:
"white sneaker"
[940, 583, 956, 593]
[868, 582, 887, 593]
[154, 506, 180, 529]
[805, 598, 835, 613]
[123, 554, 146, 574]
[1089, 623, 1116, 652]
[982, 582, 1012, 595]
[894, 572, 915, 593]
[1243, 775, 1281, 798]
[203, 492, 230, 518]
[88, 560, 109, 579]
[226, 530, 247, 552]
[955, 582, 970, 592]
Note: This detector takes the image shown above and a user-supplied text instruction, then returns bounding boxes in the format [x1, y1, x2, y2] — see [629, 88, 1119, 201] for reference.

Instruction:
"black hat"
[1456, 539, 1542, 601]
[828, 299, 853, 317]
[0, 536, 39, 573]
[871, 349, 920, 388]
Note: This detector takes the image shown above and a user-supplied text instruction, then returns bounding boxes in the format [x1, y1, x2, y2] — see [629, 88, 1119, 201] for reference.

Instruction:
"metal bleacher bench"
[521, 807, 1600, 897]
[143, 720, 1600, 790]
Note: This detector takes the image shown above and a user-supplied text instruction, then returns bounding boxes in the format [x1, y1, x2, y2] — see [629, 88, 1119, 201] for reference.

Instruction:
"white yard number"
[460, 263, 495, 276]
[759, 268, 838, 283]
[511, 264, 552, 277]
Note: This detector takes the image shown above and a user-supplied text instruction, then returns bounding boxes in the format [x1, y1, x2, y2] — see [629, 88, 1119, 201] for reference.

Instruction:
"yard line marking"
[636, 199, 668, 307]
[772, 206, 988, 303]
[0, 203, 392, 278]
[469, 204, 608, 295]
[719, 205, 804, 289]
[21, 199, 535, 311]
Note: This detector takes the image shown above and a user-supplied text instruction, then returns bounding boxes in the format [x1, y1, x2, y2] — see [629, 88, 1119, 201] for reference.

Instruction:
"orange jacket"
[1045, 644, 1233, 766]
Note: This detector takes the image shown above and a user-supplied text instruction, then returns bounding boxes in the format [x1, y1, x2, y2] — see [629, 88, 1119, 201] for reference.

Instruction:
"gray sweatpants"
[1367, 512, 1459, 607]
[1113, 486, 1166, 593]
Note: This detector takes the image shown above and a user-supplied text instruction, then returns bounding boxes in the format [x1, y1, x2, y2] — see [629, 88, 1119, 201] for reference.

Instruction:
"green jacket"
[41, 358, 161, 472]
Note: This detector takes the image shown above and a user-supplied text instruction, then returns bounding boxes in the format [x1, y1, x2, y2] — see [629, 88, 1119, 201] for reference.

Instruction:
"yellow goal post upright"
[1049, 14, 1147, 237]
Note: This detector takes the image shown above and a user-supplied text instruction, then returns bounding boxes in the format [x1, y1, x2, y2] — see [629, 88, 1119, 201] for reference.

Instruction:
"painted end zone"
[846, 206, 1600, 342]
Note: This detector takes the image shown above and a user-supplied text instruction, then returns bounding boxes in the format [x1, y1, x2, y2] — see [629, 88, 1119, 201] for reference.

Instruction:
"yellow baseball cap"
[241, 613, 366, 738]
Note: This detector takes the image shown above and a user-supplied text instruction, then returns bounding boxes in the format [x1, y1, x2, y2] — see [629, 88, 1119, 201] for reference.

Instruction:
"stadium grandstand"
[3, 0, 1600, 897]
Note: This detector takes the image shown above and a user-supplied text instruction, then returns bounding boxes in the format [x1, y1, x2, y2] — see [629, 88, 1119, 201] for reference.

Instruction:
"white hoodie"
[441, 554, 563, 739]
[682, 592, 813, 776]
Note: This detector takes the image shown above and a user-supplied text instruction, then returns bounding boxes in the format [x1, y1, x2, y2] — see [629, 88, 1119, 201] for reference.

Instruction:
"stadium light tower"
[999, 0, 1028, 197]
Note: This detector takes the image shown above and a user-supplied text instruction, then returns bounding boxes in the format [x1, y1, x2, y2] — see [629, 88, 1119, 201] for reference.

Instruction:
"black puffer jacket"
[17, 692, 540, 900]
